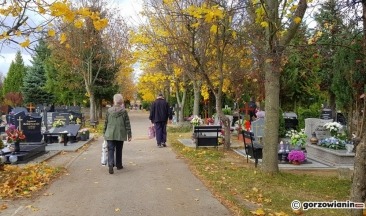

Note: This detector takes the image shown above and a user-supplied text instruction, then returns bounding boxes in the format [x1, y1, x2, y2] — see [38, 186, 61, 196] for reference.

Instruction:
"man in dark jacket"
[149, 93, 170, 148]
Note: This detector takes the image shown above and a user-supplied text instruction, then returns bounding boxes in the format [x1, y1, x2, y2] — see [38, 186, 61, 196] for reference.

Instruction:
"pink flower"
[287, 150, 305, 163]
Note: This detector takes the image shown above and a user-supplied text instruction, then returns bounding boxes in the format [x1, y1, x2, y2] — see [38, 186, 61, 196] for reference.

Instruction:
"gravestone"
[55, 106, 68, 113]
[314, 125, 330, 140]
[68, 106, 81, 113]
[336, 112, 347, 125]
[320, 108, 333, 120]
[21, 115, 43, 142]
[51, 112, 70, 126]
[35, 104, 45, 114]
[12, 107, 28, 115]
[283, 112, 298, 130]
[304, 118, 333, 140]
[251, 118, 265, 140]
[6, 111, 26, 128]
[48, 124, 81, 143]
[69, 111, 83, 124]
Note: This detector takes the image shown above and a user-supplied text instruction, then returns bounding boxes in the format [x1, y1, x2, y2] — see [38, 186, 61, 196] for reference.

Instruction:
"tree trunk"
[214, 92, 230, 150]
[193, 81, 201, 117]
[262, 56, 280, 173]
[89, 92, 96, 122]
[350, 141, 366, 216]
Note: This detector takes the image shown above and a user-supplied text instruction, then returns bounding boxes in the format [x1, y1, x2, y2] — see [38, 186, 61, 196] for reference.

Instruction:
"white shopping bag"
[101, 140, 108, 165]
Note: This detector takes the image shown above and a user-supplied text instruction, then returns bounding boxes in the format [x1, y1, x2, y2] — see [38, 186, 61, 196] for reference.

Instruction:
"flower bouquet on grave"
[190, 115, 203, 127]
[206, 117, 214, 125]
[287, 150, 306, 165]
[6, 124, 26, 152]
[53, 119, 65, 128]
[285, 129, 307, 148]
[323, 122, 343, 137]
[319, 137, 346, 150]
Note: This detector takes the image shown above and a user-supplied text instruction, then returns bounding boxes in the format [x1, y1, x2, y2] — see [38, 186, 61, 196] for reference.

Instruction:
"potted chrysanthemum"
[287, 150, 306, 165]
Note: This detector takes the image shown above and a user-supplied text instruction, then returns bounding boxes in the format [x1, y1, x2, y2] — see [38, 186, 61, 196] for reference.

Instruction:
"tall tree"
[256, 0, 308, 173]
[22, 39, 54, 105]
[3, 51, 26, 96]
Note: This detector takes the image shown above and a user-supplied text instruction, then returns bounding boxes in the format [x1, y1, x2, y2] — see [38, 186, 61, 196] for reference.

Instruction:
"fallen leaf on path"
[166, 188, 172, 191]
[115, 208, 120, 212]
[274, 211, 289, 216]
[251, 208, 265, 215]
[94, 182, 99, 184]
[0, 203, 8, 210]
[195, 189, 200, 191]
[43, 193, 54, 196]
[194, 198, 199, 201]
[86, 169, 91, 171]
[26, 205, 39, 211]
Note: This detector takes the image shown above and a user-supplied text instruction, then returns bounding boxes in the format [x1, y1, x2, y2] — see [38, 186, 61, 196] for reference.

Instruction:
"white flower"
[190, 115, 203, 126]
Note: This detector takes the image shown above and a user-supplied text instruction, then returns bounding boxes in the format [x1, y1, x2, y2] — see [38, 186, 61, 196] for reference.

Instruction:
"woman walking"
[103, 94, 132, 174]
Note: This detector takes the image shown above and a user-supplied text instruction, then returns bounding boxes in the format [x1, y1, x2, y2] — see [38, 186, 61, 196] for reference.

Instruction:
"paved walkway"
[1, 110, 231, 216]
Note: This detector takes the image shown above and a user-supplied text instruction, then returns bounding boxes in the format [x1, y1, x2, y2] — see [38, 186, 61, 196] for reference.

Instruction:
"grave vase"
[14, 141, 20, 152]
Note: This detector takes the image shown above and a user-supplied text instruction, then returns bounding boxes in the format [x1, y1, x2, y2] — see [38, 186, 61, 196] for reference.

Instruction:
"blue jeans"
[107, 140, 124, 168]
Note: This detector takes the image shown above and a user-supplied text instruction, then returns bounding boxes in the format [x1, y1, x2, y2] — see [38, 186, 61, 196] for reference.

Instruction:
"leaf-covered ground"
[0, 163, 63, 200]
[167, 128, 361, 216]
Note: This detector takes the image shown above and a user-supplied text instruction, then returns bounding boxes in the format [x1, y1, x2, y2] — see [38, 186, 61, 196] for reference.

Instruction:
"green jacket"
[103, 106, 132, 141]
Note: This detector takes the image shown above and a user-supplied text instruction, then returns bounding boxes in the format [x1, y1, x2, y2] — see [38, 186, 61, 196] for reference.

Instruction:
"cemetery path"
[6, 110, 232, 216]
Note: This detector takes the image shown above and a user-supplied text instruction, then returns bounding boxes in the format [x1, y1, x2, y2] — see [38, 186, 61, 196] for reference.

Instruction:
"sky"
[0, 0, 144, 77]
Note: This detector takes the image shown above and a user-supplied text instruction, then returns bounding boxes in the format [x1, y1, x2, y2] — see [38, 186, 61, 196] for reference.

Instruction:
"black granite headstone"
[6, 111, 26, 128]
[12, 107, 28, 115]
[21, 116, 43, 142]
[283, 112, 298, 130]
[69, 111, 83, 124]
[320, 108, 333, 120]
[51, 113, 70, 126]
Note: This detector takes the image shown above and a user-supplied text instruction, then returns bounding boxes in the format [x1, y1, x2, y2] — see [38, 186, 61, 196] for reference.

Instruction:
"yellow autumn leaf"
[252, 187, 259, 192]
[48, 29, 56, 37]
[15, 30, 21, 36]
[294, 16, 302, 24]
[60, 33, 67, 44]
[93, 18, 108, 31]
[0, 203, 8, 210]
[74, 19, 83, 28]
[115, 208, 120, 212]
[265, 58, 273, 63]
[210, 24, 218, 34]
[78, 7, 91, 16]
[20, 39, 30, 47]
[38, 6, 45, 14]
[274, 211, 288, 216]
[251, 208, 265, 216]
[260, 21, 268, 28]
[191, 22, 200, 28]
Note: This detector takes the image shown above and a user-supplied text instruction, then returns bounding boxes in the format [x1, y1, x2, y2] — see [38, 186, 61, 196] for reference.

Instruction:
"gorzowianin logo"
[291, 200, 365, 210]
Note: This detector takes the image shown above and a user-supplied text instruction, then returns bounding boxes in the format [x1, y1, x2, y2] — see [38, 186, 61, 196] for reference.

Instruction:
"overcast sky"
[0, 0, 143, 77]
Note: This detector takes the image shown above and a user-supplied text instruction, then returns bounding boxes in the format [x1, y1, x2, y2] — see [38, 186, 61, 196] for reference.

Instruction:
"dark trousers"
[155, 121, 167, 145]
[107, 140, 124, 168]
